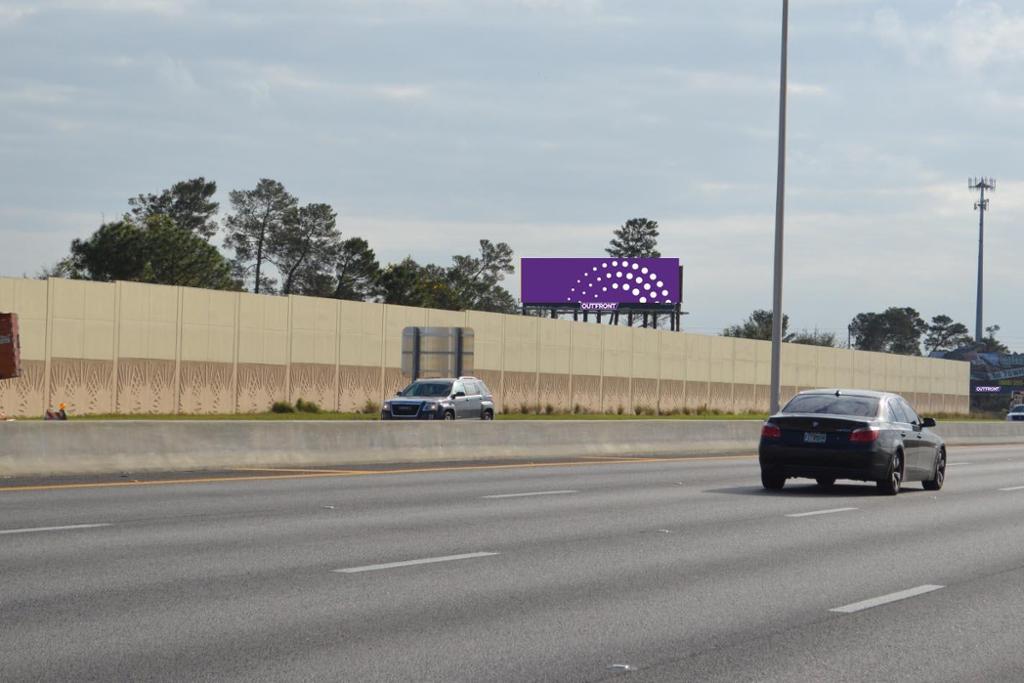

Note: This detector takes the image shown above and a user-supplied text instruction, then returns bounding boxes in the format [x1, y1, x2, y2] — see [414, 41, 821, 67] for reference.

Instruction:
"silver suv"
[381, 377, 495, 421]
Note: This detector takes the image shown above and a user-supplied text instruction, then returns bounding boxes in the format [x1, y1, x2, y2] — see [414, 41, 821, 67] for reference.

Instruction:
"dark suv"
[381, 377, 495, 421]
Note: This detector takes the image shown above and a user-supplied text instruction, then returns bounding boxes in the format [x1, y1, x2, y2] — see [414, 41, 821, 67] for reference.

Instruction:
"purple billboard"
[521, 257, 680, 309]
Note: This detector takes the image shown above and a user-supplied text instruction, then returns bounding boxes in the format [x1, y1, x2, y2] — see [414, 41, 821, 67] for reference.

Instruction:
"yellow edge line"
[0, 453, 756, 493]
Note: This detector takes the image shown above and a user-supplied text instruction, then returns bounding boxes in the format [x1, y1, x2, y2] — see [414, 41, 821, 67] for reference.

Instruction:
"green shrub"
[362, 399, 381, 415]
[271, 400, 295, 414]
[544, 403, 555, 415]
[295, 398, 321, 414]
[519, 402, 531, 415]
[616, 405, 624, 415]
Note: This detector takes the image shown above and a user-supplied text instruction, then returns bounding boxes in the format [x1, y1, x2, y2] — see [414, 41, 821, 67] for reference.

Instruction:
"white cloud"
[156, 56, 199, 93]
[0, 83, 78, 105]
[219, 61, 432, 103]
[370, 85, 430, 101]
[0, 4, 37, 26]
[948, 1, 1024, 69]
[673, 69, 827, 97]
[871, 2, 1024, 70]
[50, 0, 191, 15]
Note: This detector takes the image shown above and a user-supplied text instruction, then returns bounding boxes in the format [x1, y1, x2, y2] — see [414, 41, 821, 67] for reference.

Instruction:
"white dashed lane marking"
[481, 490, 578, 499]
[0, 523, 112, 536]
[334, 552, 499, 574]
[830, 585, 944, 614]
[785, 507, 858, 518]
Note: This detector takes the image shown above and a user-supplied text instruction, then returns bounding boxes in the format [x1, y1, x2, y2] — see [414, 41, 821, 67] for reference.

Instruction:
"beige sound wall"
[0, 277, 970, 417]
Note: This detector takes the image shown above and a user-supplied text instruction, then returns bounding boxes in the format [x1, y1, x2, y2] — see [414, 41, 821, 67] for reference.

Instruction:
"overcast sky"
[1, 0, 1021, 348]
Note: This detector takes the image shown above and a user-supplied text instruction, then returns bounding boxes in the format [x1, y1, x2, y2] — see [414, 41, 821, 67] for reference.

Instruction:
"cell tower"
[969, 177, 995, 343]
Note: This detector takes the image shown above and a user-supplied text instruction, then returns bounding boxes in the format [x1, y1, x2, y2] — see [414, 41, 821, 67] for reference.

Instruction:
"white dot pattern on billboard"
[569, 260, 674, 305]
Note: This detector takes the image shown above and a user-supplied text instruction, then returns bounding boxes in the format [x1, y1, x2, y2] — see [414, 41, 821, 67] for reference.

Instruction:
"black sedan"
[758, 389, 946, 495]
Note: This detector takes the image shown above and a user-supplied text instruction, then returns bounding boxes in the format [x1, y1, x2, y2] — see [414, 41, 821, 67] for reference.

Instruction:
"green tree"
[332, 237, 381, 301]
[976, 324, 1010, 353]
[378, 258, 425, 306]
[268, 203, 342, 295]
[224, 179, 297, 294]
[886, 307, 928, 355]
[849, 312, 888, 351]
[128, 177, 220, 240]
[789, 329, 837, 347]
[449, 239, 517, 313]
[924, 315, 973, 353]
[63, 216, 235, 290]
[850, 307, 927, 355]
[378, 258, 452, 309]
[606, 217, 661, 258]
[723, 309, 792, 341]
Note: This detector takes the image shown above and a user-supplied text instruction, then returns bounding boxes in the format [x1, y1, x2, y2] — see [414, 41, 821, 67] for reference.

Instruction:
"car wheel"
[816, 477, 836, 489]
[761, 469, 785, 491]
[877, 451, 903, 495]
[481, 410, 493, 421]
[443, 411, 455, 421]
[923, 448, 945, 491]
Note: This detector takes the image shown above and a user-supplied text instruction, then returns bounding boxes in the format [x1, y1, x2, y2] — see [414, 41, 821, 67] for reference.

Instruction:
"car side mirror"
[921, 417, 936, 428]
[453, 391, 466, 399]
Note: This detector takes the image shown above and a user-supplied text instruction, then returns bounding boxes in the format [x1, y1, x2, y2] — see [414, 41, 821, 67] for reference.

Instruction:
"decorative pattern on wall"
[290, 364, 336, 410]
[597, 376, 627, 413]
[341, 366, 385, 412]
[632, 378, 658, 412]
[502, 371, 537, 413]
[754, 385, 770, 412]
[574, 374, 603, 412]
[659, 379, 686, 413]
[178, 361, 234, 414]
[686, 381, 710, 410]
[0, 360, 46, 417]
[538, 373, 570, 411]
[236, 364, 288, 414]
[708, 381, 734, 412]
[49, 359, 114, 415]
[732, 383, 758, 413]
[117, 359, 176, 414]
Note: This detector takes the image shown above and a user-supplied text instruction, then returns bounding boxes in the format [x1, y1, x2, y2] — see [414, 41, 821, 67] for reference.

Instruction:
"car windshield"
[781, 394, 879, 417]
[400, 381, 452, 397]
[1012, 406, 1024, 414]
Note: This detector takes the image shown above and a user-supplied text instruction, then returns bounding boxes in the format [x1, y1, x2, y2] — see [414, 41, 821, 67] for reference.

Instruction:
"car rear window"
[402, 382, 452, 397]
[781, 395, 879, 417]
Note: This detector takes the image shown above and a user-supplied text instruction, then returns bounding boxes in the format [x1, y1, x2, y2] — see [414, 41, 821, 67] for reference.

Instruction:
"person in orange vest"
[57, 403, 68, 420]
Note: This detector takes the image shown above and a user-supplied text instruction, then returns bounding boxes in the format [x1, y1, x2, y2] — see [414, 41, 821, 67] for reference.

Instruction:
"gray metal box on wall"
[401, 327, 474, 379]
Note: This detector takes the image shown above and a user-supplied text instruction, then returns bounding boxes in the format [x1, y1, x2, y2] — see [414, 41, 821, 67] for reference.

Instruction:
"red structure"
[0, 313, 21, 380]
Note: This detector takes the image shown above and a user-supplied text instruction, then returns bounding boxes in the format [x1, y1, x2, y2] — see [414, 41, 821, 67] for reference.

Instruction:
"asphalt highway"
[3, 444, 1024, 681]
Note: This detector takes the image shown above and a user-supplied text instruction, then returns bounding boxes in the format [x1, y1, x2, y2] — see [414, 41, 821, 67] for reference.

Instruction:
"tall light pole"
[969, 178, 994, 343]
[769, 0, 789, 414]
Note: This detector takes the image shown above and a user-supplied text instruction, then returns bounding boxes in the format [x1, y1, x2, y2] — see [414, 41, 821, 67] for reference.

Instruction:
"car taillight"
[849, 427, 880, 443]
[761, 423, 782, 439]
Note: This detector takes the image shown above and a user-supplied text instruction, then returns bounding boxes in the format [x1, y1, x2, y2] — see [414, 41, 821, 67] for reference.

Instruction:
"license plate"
[803, 432, 827, 444]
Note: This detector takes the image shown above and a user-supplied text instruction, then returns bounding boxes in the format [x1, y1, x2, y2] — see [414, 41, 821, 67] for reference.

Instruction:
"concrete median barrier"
[0, 420, 1022, 478]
